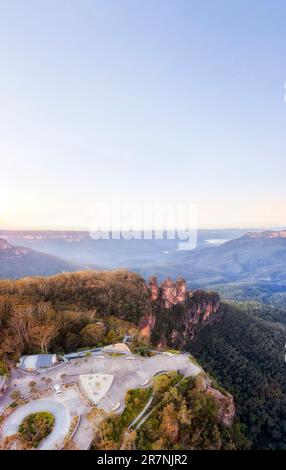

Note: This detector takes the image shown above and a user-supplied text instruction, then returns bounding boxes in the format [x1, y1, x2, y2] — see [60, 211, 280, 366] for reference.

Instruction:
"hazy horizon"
[0, 224, 285, 232]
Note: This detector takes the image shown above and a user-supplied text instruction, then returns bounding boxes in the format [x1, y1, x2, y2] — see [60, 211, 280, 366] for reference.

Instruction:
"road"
[2, 399, 71, 450]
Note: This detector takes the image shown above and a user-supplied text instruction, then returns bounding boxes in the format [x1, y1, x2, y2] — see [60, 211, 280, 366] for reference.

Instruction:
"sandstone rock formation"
[148, 276, 160, 302]
[139, 276, 221, 347]
[197, 375, 235, 426]
[148, 276, 187, 308]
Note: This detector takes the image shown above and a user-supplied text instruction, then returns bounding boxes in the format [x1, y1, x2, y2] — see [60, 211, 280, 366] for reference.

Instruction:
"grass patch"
[107, 352, 124, 357]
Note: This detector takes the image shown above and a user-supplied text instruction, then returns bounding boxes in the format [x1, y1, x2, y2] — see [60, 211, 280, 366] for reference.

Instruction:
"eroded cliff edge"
[140, 276, 221, 348]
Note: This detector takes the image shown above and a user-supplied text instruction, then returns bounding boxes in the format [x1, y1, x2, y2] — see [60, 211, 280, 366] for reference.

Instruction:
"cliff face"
[247, 230, 286, 239]
[0, 239, 11, 250]
[0, 230, 90, 242]
[140, 277, 221, 348]
[0, 239, 31, 258]
[197, 375, 235, 427]
[148, 276, 187, 307]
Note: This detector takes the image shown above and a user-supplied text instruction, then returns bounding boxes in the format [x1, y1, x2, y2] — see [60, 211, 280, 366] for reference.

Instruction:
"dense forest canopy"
[187, 301, 286, 449]
[0, 270, 149, 322]
[0, 271, 146, 358]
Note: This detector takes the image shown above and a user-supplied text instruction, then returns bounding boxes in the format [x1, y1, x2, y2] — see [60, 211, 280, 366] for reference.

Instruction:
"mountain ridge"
[0, 238, 78, 279]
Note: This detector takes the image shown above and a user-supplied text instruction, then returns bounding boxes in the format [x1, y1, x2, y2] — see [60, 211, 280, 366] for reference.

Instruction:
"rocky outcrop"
[160, 277, 187, 308]
[140, 277, 188, 339]
[140, 277, 221, 347]
[148, 276, 187, 308]
[0, 239, 31, 258]
[139, 311, 156, 341]
[197, 375, 235, 426]
[148, 276, 160, 302]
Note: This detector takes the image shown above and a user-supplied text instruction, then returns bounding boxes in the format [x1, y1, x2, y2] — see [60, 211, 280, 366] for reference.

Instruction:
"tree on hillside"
[80, 322, 106, 346]
[31, 323, 58, 354]
[160, 403, 179, 444]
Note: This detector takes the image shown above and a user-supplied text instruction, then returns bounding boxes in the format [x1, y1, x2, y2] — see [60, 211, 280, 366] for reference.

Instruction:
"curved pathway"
[2, 399, 71, 450]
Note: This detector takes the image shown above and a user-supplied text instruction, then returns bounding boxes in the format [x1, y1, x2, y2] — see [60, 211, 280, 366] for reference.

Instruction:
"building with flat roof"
[63, 347, 102, 361]
[19, 354, 58, 371]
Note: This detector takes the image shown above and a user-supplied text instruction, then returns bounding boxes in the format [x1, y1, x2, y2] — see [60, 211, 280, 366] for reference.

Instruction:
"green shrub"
[18, 411, 55, 448]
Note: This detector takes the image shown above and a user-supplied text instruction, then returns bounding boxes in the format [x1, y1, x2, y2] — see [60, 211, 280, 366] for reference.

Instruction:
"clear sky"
[0, 0, 286, 229]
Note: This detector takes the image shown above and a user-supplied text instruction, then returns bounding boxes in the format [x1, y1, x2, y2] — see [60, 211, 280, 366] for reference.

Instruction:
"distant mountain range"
[1, 229, 286, 307]
[140, 230, 286, 282]
[0, 228, 248, 267]
[136, 230, 286, 308]
[0, 238, 77, 279]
